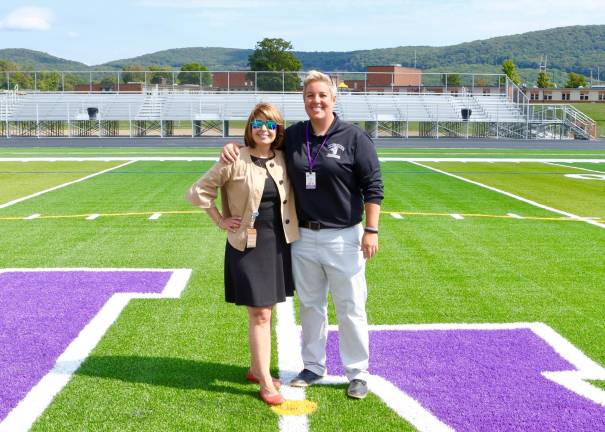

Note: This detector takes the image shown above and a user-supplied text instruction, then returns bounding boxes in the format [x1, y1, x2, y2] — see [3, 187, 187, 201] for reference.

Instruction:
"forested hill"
[103, 47, 252, 70]
[0, 48, 88, 70]
[297, 25, 605, 72]
[1, 25, 604, 82]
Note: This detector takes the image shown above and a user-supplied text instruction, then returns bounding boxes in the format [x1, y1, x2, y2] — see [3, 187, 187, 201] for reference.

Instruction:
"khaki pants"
[292, 224, 369, 382]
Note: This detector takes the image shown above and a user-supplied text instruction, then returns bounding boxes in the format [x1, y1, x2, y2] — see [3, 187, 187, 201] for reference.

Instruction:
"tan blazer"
[187, 147, 299, 251]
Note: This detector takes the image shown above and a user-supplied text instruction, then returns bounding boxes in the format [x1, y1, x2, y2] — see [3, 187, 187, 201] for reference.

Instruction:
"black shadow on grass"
[73, 356, 257, 396]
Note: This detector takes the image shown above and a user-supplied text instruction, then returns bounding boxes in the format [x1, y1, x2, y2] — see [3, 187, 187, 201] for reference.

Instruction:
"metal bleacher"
[0, 84, 595, 139]
[7, 92, 145, 121]
[1, 89, 526, 123]
[146, 91, 309, 122]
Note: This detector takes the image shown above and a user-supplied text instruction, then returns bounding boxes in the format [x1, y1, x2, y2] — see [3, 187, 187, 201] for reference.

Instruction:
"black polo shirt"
[284, 115, 384, 228]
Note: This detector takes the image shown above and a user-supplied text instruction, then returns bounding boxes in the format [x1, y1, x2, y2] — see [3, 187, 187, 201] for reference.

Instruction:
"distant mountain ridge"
[0, 48, 88, 70]
[1, 25, 604, 84]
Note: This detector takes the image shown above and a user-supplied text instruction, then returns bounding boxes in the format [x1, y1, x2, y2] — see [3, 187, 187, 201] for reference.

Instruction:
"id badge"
[246, 228, 257, 248]
[305, 171, 316, 190]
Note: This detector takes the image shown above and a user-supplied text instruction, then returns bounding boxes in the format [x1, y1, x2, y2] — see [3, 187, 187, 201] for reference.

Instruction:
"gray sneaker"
[289, 369, 323, 387]
[347, 379, 368, 399]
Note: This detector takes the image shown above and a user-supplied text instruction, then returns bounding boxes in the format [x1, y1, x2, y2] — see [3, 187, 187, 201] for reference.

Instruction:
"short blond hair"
[303, 70, 337, 97]
[244, 102, 285, 149]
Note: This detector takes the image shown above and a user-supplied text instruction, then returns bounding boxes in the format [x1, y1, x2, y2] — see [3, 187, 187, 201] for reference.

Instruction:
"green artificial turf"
[0, 161, 122, 204]
[421, 161, 605, 219]
[1, 158, 603, 431]
[562, 162, 605, 173]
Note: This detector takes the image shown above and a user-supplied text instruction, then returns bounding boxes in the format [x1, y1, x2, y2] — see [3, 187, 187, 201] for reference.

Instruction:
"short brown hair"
[244, 102, 285, 149]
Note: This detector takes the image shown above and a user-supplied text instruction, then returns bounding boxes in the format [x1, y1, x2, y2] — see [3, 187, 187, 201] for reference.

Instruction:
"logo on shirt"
[326, 143, 345, 159]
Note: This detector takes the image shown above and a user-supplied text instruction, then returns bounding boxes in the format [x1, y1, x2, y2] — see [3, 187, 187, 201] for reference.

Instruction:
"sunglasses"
[250, 119, 278, 130]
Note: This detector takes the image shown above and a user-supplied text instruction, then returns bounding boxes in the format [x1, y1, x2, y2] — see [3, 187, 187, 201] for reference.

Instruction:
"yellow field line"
[0, 209, 601, 223]
[0, 210, 198, 221]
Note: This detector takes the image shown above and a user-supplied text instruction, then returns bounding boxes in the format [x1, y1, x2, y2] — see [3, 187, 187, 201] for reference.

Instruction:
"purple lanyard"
[305, 121, 331, 172]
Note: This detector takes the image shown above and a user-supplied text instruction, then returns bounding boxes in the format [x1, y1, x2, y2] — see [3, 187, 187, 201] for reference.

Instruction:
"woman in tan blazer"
[187, 102, 298, 405]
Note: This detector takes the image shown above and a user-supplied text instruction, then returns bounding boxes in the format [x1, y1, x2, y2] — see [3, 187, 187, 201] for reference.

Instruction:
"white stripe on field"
[391, 213, 404, 219]
[149, 213, 162, 220]
[411, 161, 605, 230]
[507, 213, 524, 219]
[545, 161, 605, 175]
[85, 214, 100, 220]
[2, 157, 605, 163]
[450, 214, 464, 220]
[0, 157, 220, 162]
[0, 268, 192, 432]
[377, 158, 605, 163]
[276, 298, 308, 432]
[369, 376, 454, 432]
[274, 309, 455, 431]
[24, 213, 40, 220]
[0, 160, 136, 209]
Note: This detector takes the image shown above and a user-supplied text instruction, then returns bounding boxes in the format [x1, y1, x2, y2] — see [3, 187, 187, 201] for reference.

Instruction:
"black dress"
[224, 155, 295, 307]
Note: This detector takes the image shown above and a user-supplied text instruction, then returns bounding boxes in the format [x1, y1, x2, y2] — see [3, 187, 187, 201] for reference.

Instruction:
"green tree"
[0, 60, 30, 90]
[441, 73, 460, 87]
[536, 70, 554, 88]
[178, 63, 211, 86]
[0, 60, 16, 71]
[564, 72, 588, 88]
[61, 73, 86, 91]
[148, 65, 173, 85]
[501, 59, 521, 85]
[248, 38, 302, 91]
[121, 65, 146, 84]
[38, 72, 61, 91]
[98, 76, 118, 86]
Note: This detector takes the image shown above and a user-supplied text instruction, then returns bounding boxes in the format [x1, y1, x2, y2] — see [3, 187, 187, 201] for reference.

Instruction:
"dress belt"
[299, 221, 356, 230]
[299, 221, 324, 230]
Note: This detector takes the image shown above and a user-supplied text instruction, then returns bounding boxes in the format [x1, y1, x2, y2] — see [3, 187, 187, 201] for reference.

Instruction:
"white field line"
[369, 376, 454, 432]
[450, 214, 464, 220]
[0, 160, 136, 209]
[377, 158, 605, 163]
[545, 162, 605, 175]
[148, 213, 162, 220]
[507, 213, 524, 219]
[1, 157, 605, 163]
[85, 213, 100, 220]
[391, 213, 404, 219]
[0, 268, 192, 432]
[411, 161, 605, 230]
[276, 297, 308, 432]
[0, 157, 220, 162]
[24, 213, 40, 220]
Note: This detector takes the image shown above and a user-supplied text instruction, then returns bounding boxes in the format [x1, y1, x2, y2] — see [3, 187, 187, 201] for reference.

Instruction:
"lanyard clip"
[250, 210, 259, 228]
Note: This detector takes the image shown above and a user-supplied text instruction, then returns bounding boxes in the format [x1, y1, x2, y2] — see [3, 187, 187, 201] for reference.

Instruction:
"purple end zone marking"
[327, 329, 605, 431]
[0, 270, 172, 422]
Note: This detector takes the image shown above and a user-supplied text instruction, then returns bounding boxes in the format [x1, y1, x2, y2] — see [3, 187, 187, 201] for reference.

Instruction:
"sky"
[0, 0, 604, 66]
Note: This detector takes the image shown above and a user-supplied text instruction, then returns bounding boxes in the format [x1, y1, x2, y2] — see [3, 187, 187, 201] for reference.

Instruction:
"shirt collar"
[310, 113, 339, 138]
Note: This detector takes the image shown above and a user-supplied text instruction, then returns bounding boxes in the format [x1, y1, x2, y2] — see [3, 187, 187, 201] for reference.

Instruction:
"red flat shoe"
[246, 371, 281, 388]
[259, 389, 284, 405]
